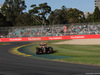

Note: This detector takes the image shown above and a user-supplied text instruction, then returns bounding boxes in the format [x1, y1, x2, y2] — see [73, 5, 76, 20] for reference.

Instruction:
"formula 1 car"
[36, 43, 53, 54]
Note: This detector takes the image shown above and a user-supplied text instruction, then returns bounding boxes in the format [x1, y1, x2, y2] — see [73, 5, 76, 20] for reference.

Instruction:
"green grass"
[47, 40, 100, 65]
[21, 40, 100, 65]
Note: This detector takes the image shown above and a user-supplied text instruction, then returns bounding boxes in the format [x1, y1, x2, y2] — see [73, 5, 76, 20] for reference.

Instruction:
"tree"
[29, 4, 38, 15]
[29, 3, 51, 25]
[38, 3, 51, 25]
[0, 13, 13, 27]
[0, 13, 6, 27]
[48, 6, 68, 25]
[66, 8, 84, 23]
[29, 4, 42, 25]
[1, 0, 27, 26]
[93, 6, 100, 22]
[86, 14, 94, 23]
[15, 13, 33, 26]
[48, 7, 85, 24]
[48, 9, 62, 24]
[60, 6, 68, 24]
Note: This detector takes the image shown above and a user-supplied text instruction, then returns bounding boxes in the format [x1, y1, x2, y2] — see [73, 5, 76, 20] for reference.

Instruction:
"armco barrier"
[0, 34, 100, 42]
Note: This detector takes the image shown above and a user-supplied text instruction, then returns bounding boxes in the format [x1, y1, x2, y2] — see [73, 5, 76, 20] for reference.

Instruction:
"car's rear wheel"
[36, 47, 40, 54]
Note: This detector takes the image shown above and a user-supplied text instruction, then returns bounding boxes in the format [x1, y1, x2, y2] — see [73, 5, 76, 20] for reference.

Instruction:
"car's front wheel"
[48, 47, 53, 53]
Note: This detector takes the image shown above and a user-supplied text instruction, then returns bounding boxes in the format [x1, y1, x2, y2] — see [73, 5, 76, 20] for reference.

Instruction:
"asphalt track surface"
[0, 42, 100, 75]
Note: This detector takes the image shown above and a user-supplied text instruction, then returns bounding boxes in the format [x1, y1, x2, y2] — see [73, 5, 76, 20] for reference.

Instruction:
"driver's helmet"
[40, 43, 43, 46]
[40, 43, 46, 46]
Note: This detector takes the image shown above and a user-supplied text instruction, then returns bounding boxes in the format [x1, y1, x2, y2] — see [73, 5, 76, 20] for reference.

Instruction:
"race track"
[0, 42, 100, 75]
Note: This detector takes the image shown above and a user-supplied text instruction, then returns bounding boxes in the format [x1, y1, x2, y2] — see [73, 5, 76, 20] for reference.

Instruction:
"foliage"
[1, 0, 27, 26]
[15, 13, 33, 26]
[29, 3, 51, 25]
[48, 6, 68, 24]
[0, 13, 13, 27]
[48, 7, 85, 24]
[67, 8, 85, 23]
[0, 1, 100, 27]
[0, 13, 6, 27]
[93, 6, 100, 22]
[86, 14, 94, 23]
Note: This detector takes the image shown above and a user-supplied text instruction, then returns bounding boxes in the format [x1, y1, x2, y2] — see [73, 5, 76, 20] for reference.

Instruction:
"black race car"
[36, 43, 53, 54]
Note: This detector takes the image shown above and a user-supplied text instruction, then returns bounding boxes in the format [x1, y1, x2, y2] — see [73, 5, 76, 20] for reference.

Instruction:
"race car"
[36, 43, 53, 54]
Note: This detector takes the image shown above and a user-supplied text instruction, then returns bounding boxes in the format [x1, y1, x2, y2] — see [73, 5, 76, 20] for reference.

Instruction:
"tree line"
[0, 0, 100, 27]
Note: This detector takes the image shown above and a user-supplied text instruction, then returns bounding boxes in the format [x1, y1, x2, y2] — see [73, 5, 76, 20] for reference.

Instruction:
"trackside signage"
[70, 35, 85, 39]
[49, 37, 62, 40]
[28, 37, 41, 41]
[9, 38, 22, 41]
[0, 34, 100, 42]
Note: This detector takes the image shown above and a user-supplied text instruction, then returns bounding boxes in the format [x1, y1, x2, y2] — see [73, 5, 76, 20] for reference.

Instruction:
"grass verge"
[29, 40, 100, 65]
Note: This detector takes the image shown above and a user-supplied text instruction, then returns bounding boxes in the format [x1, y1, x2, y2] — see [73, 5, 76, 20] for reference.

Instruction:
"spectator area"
[1, 24, 100, 38]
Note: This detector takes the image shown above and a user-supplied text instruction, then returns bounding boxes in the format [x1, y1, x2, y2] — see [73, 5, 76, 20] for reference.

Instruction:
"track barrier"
[0, 34, 100, 42]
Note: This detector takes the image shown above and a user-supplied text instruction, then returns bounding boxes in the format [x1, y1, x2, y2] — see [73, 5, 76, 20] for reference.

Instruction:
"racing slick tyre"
[36, 47, 40, 54]
[48, 47, 53, 53]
